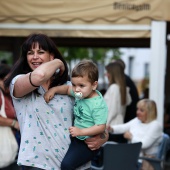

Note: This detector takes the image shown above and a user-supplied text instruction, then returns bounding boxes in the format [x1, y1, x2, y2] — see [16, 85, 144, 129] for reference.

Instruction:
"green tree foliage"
[0, 51, 13, 65]
[58, 47, 89, 61]
[112, 49, 123, 60]
[58, 47, 122, 63]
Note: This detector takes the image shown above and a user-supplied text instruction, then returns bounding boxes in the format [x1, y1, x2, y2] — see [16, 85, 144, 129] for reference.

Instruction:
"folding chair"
[91, 141, 142, 170]
[139, 133, 170, 170]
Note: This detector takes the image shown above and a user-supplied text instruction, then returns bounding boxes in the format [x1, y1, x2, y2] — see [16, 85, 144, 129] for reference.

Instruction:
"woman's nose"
[33, 53, 38, 59]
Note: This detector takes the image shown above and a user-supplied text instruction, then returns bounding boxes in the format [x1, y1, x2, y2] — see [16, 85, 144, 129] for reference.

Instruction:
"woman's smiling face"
[27, 43, 54, 70]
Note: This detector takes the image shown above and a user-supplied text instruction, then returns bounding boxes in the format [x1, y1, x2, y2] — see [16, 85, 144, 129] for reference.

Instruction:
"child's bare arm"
[69, 124, 106, 137]
[44, 85, 71, 103]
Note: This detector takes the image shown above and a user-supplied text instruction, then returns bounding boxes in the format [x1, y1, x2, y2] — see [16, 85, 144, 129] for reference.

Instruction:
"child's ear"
[92, 81, 98, 90]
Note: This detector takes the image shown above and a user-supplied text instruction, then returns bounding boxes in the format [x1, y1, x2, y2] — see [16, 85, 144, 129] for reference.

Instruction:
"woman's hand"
[13, 121, 20, 131]
[57, 60, 65, 76]
[85, 131, 108, 150]
[0, 117, 20, 131]
[123, 131, 132, 140]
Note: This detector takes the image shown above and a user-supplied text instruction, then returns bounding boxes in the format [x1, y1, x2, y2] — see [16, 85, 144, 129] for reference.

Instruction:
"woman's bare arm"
[0, 116, 20, 130]
[13, 59, 64, 98]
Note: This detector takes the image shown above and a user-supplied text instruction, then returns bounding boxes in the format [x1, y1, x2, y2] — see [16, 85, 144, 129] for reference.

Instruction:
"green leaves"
[58, 47, 122, 63]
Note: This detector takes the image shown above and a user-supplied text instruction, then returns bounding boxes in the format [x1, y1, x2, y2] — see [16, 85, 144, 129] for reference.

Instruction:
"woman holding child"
[5, 33, 108, 170]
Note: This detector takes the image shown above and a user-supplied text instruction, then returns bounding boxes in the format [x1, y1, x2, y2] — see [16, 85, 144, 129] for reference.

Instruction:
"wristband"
[11, 119, 16, 127]
[29, 72, 39, 88]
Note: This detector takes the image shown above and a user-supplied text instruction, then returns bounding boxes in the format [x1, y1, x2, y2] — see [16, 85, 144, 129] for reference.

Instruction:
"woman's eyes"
[38, 51, 45, 54]
[27, 51, 33, 55]
[27, 51, 45, 55]
[138, 108, 144, 112]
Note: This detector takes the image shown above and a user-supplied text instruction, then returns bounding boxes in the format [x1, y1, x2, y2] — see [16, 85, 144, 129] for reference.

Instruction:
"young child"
[44, 59, 108, 170]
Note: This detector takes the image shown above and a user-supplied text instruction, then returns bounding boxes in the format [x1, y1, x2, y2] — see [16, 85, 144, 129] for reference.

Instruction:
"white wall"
[120, 48, 150, 81]
[98, 48, 151, 91]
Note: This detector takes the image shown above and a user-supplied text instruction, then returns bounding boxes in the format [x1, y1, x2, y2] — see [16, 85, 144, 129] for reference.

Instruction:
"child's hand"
[44, 88, 55, 103]
[69, 126, 81, 137]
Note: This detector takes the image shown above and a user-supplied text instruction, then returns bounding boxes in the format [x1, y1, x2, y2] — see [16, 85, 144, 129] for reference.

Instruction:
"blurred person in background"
[104, 62, 131, 143]
[107, 99, 163, 170]
[0, 63, 20, 170]
[113, 59, 139, 123]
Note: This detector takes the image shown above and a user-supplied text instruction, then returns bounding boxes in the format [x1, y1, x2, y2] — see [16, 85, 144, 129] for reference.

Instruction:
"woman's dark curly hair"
[4, 33, 68, 89]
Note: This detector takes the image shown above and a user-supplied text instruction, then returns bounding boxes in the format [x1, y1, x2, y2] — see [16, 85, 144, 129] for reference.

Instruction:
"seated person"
[107, 99, 163, 170]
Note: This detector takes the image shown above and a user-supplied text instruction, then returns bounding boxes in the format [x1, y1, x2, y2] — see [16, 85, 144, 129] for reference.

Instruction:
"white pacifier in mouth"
[74, 92, 83, 99]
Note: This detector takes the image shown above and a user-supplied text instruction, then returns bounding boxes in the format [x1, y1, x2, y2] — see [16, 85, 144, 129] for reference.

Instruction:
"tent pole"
[149, 21, 167, 126]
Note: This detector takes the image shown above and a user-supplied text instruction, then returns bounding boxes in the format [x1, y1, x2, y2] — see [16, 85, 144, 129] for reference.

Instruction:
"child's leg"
[61, 137, 98, 170]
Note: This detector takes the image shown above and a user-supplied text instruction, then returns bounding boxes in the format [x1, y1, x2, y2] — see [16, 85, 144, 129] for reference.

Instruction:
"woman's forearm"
[31, 59, 65, 85]
[13, 59, 64, 97]
[0, 116, 19, 130]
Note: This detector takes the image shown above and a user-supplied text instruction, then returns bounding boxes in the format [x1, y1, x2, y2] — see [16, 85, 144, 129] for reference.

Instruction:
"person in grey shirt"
[5, 33, 108, 170]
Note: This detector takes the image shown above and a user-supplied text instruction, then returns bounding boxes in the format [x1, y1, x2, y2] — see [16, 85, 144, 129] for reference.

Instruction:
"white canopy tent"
[0, 0, 170, 125]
